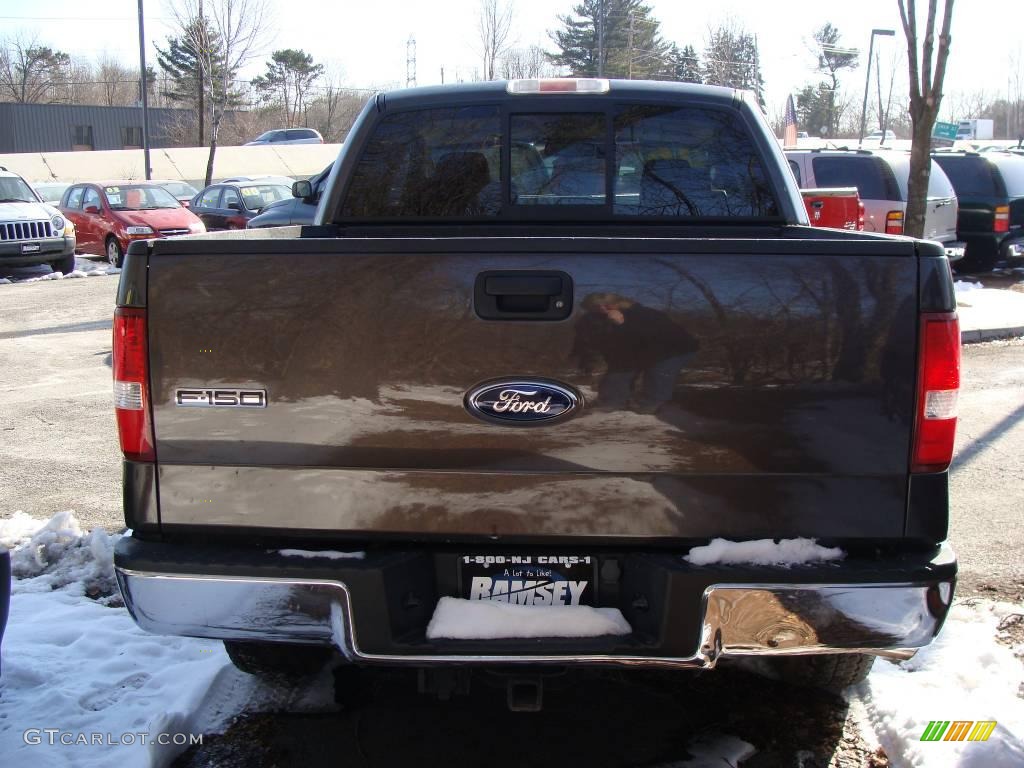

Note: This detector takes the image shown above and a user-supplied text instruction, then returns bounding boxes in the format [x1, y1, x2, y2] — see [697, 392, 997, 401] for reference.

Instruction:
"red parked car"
[60, 181, 205, 267]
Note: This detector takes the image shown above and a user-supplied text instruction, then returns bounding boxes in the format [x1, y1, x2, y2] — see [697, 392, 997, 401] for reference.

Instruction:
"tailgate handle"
[485, 276, 562, 296]
[475, 271, 573, 321]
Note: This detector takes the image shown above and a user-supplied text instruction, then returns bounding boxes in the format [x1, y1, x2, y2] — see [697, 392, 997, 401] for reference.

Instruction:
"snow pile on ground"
[425, 596, 632, 640]
[0, 510, 122, 604]
[0, 510, 248, 768]
[276, 548, 365, 560]
[684, 537, 845, 567]
[955, 280, 985, 293]
[856, 600, 1024, 767]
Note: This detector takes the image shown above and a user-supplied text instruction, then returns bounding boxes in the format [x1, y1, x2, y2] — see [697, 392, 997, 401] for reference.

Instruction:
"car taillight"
[857, 201, 865, 231]
[912, 313, 960, 473]
[113, 307, 155, 462]
[885, 210, 904, 234]
[994, 204, 1009, 233]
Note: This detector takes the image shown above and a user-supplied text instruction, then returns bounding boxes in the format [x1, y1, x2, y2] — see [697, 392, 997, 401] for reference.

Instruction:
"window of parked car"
[811, 156, 901, 201]
[221, 187, 241, 210]
[286, 129, 316, 141]
[994, 156, 1024, 196]
[0, 176, 39, 203]
[83, 187, 101, 210]
[931, 156, 1004, 198]
[65, 186, 84, 209]
[238, 185, 291, 211]
[198, 187, 221, 208]
[105, 185, 180, 210]
[788, 160, 802, 187]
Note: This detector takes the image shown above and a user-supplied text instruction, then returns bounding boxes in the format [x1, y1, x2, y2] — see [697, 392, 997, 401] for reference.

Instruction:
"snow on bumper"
[114, 538, 957, 669]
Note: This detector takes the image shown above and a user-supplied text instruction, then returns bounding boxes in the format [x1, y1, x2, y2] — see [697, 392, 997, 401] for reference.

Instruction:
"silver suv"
[0, 168, 76, 275]
[244, 128, 323, 146]
[785, 149, 964, 261]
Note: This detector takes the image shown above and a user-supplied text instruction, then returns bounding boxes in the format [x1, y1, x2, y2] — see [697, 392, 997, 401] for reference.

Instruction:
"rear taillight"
[885, 210, 904, 235]
[912, 313, 960, 473]
[857, 201, 865, 231]
[113, 307, 155, 462]
[994, 204, 1010, 233]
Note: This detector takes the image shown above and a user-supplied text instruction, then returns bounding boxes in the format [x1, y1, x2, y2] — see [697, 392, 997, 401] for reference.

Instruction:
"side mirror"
[226, 201, 241, 211]
[292, 180, 313, 199]
[84, 205, 100, 214]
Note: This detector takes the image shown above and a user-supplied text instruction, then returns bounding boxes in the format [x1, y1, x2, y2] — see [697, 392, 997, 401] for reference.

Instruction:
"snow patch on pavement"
[684, 537, 845, 567]
[855, 600, 1024, 767]
[651, 733, 757, 766]
[276, 548, 365, 560]
[955, 280, 985, 293]
[425, 596, 631, 640]
[0, 511, 249, 767]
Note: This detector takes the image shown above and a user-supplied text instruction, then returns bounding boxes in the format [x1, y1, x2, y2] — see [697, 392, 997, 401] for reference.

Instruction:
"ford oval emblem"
[465, 380, 581, 426]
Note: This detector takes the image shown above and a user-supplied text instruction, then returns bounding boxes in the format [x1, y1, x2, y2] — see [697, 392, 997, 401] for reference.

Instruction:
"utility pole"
[136, 0, 151, 179]
[441, 66, 445, 85]
[596, 0, 604, 77]
[627, 13, 634, 79]
[858, 28, 895, 146]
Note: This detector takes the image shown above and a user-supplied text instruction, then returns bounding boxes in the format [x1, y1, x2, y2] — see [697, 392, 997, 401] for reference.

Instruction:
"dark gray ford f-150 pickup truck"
[112, 79, 959, 698]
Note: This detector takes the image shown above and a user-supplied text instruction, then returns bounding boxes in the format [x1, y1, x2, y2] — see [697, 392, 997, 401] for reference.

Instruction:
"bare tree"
[500, 45, 557, 79]
[0, 31, 70, 103]
[478, 0, 513, 81]
[95, 53, 140, 107]
[897, 0, 955, 239]
[168, 0, 270, 185]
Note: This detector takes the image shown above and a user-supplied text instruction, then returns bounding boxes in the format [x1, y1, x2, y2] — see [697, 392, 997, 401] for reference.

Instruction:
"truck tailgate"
[147, 233, 919, 541]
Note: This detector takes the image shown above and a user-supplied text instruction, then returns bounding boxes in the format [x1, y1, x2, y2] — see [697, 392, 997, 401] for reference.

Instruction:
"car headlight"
[125, 226, 154, 235]
[50, 214, 66, 232]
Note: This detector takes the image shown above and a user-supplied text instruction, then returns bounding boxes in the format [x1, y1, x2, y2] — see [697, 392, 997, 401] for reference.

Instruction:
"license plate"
[21, 243, 40, 253]
[460, 554, 596, 606]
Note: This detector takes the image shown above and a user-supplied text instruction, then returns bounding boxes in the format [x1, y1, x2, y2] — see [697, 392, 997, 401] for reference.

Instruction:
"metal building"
[0, 103, 190, 153]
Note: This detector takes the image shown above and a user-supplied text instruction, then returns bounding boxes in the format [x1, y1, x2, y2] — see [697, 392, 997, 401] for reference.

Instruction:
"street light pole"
[136, 0, 151, 179]
[858, 28, 895, 147]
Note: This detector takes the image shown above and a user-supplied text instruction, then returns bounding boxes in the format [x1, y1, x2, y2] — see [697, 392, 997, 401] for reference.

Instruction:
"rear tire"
[769, 653, 875, 693]
[50, 253, 76, 275]
[223, 640, 332, 681]
[106, 237, 124, 268]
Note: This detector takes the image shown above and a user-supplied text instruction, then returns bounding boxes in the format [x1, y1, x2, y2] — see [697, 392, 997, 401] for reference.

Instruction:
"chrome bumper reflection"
[115, 568, 950, 669]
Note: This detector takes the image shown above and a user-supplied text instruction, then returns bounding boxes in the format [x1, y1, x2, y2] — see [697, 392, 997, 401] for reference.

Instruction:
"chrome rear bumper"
[116, 566, 952, 669]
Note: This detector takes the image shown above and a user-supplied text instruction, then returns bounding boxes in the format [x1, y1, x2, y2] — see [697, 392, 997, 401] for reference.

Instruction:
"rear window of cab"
[340, 104, 780, 221]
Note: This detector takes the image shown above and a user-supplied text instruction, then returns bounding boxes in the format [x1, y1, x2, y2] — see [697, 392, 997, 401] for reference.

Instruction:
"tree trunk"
[205, 115, 219, 187]
[905, 110, 934, 239]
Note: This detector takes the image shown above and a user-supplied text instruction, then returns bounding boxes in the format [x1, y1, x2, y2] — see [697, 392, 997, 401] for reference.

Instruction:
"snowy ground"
[2, 511, 1023, 767]
[0, 256, 119, 285]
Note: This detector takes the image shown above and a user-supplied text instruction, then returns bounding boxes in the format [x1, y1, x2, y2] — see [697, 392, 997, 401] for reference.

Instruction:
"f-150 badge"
[465, 380, 579, 425]
[175, 389, 266, 407]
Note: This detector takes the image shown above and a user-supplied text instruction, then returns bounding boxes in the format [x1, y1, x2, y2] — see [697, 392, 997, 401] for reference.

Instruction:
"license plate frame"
[459, 554, 598, 607]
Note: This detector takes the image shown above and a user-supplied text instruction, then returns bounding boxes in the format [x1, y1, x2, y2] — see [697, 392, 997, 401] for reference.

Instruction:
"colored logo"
[920, 721, 997, 742]
[465, 380, 579, 425]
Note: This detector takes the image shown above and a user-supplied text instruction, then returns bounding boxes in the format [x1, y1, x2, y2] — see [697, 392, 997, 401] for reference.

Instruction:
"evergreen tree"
[812, 23, 858, 138]
[796, 83, 833, 136]
[548, 0, 671, 79]
[252, 49, 324, 127]
[155, 18, 237, 145]
[666, 44, 702, 83]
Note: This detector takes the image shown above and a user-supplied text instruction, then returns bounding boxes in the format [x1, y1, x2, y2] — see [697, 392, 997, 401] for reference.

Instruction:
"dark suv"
[932, 151, 1024, 271]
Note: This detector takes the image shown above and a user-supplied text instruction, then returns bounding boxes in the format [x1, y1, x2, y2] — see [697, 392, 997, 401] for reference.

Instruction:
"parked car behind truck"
[60, 181, 205, 267]
[786, 148, 963, 262]
[114, 80, 959, 706]
[1, 169, 76, 275]
[932, 150, 1024, 271]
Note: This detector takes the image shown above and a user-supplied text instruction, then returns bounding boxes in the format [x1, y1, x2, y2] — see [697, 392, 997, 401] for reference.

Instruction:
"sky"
[0, 0, 1020, 121]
